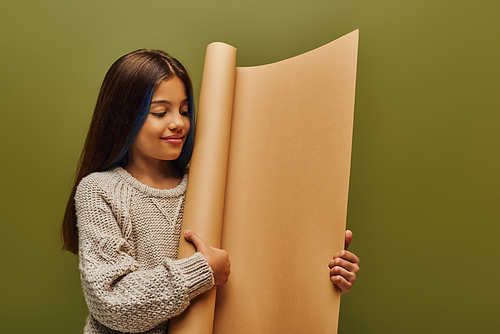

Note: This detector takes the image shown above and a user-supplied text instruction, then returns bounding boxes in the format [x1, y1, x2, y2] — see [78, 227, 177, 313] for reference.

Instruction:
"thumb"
[184, 230, 207, 252]
[345, 230, 353, 250]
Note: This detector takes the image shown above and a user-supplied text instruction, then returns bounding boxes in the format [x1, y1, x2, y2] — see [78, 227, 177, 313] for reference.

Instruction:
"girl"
[62, 49, 359, 334]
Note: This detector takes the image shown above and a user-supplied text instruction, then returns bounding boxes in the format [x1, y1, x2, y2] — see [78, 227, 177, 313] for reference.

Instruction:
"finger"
[330, 266, 357, 284]
[184, 230, 206, 252]
[328, 258, 360, 274]
[332, 250, 360, 265]
[330, 275, 353, 294]
[345, 230, 353, 250]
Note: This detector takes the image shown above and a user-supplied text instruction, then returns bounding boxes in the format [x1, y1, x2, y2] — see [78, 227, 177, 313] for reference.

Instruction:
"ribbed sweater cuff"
[176, 252, 214, 299]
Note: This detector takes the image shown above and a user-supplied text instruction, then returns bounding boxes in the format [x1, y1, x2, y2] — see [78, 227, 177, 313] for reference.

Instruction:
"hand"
[184, 230, 231, 285]
[328, 230, 360, 294]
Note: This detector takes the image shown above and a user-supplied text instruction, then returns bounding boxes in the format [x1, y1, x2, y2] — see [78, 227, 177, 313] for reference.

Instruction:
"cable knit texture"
[75, 167, 214, 334]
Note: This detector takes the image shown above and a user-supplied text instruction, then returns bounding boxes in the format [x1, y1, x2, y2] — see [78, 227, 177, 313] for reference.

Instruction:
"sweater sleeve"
[75, 176, 214, 333]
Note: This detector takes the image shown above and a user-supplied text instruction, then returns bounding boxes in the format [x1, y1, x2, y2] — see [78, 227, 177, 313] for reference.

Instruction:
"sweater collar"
[112, 167, 188, 198]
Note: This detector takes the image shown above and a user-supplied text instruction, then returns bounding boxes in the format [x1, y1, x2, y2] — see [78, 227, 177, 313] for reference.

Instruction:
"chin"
[164, 153, 182, 161]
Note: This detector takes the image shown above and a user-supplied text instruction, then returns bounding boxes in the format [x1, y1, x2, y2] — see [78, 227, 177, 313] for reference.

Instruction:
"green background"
[1, 0, 498, 333]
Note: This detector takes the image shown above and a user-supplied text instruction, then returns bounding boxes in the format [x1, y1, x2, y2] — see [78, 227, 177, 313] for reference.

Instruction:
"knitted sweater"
[75, 167, 214, 334]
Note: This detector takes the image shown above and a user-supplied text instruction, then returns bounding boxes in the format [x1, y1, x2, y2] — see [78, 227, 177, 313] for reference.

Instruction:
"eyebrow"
[151, 98, 189, 105]
[151, 100, 171, 105]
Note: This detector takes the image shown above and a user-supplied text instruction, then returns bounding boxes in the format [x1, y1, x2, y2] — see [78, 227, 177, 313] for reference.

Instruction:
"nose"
[167, 112, 185, 131]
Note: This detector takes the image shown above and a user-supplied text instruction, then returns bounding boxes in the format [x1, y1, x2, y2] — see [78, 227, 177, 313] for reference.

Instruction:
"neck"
[125, 159, 182, 190]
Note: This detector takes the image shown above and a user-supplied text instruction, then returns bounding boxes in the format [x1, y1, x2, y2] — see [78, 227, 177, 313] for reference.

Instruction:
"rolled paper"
[168, 42, 237, 334]
[214, 30, 358, 333]
[171, 30, 358, 334]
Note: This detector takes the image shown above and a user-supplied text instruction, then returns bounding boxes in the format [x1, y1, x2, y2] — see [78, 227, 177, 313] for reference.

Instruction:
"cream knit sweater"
[75, 167, 214, 334]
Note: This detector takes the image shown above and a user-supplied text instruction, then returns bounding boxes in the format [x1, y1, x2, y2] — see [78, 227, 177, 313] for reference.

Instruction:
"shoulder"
[74, 168, 131, 224]
[75, 168, 126, 206]
[77, 168, 120, 193]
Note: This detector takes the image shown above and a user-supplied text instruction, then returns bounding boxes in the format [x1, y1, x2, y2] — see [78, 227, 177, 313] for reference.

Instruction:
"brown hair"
[61, 49, 195, 254]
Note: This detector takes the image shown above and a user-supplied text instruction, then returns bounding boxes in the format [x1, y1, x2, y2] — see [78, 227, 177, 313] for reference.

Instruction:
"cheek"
[143, 121, 165, 136]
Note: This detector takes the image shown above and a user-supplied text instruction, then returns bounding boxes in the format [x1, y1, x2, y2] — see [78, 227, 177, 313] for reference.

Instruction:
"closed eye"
[150, 112, 167, 118]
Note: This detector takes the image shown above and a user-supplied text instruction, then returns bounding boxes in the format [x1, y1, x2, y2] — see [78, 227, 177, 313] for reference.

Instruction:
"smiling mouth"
[162, 135, 184, 145]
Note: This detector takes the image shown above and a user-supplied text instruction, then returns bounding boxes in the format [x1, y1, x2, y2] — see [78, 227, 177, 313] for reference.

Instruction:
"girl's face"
[129, 76, 191, 166]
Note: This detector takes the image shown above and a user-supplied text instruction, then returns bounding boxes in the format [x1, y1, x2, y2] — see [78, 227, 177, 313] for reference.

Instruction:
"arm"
[76, 178, 214, 333]
[329, 230, 360, 294]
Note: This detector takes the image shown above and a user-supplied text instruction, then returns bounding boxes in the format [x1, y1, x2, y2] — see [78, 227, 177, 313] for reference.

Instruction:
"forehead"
[152, 77, 187, 101]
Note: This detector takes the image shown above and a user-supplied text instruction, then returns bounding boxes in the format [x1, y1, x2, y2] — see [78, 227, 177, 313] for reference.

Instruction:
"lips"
[162, 134, 184, 145]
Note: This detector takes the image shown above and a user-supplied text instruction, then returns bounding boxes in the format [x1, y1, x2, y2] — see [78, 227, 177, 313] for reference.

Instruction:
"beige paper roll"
[168, 42, 237, 334]
[171, 30, 358, 334]
[213, 30, 359, 333]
